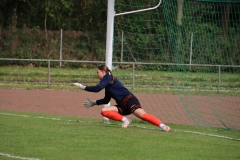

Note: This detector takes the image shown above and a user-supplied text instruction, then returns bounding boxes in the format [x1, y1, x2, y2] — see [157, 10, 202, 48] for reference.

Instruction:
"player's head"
[97, 65, 114, 84]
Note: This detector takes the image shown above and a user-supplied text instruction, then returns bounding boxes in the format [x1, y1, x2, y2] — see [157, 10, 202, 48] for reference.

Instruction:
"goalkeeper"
[73, 65, 170, 132]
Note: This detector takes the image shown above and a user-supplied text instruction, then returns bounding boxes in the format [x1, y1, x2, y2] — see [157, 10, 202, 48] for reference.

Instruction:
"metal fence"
[1, 58, 239, 93]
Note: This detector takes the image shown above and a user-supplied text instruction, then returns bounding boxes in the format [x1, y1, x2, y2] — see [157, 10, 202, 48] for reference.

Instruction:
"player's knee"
[101, 108, 107, 116]
[101, 106, 118, 115]
[101, 107, 113, 116]
[101, 107, 108, 113]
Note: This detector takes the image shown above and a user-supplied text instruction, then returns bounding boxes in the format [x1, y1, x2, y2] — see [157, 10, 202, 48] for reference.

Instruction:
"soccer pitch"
[0, 110, 239, 160]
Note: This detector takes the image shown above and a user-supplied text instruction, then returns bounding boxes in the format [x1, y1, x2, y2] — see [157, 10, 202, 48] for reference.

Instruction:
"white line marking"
[0, 152, 40, 160]
[129, 125, 240, 141]
[1, 112, 239, 141]
[174, 130, 240, 141]
[0, 113, 30, 118]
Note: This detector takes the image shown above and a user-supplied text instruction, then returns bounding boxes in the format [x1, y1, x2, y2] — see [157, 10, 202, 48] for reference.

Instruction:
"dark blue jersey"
[85, 74, 131, 105]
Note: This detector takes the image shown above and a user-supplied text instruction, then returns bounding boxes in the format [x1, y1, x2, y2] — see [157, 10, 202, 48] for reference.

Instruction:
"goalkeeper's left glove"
[83, 98, 96, 108]
[72, 82, 86, 90]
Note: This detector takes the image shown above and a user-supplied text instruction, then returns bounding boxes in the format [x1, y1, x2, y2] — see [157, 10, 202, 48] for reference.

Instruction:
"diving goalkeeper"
[73, 65, 170, 132]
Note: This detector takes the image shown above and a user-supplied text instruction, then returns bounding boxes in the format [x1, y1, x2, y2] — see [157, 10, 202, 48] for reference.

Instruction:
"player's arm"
[96, 93, 111, 105]
[83, 97, 110, 108]
[73, 83, 104, 92]
[73, 76, 111, 92]
[85, 76, 111, 92]
[83, 98, 96, 108]
[84, 93, 111, 108]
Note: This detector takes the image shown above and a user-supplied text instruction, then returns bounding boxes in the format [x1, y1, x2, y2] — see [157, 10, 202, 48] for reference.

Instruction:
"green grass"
[0, 66, 239, 95]
[0, 110, 240, 160]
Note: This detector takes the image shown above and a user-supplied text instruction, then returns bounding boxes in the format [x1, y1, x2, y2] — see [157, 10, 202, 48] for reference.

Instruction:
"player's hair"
[98, 65, 114, 84]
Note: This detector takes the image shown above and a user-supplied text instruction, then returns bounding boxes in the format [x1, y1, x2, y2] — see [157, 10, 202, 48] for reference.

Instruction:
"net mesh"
[113, 0, 240, 130]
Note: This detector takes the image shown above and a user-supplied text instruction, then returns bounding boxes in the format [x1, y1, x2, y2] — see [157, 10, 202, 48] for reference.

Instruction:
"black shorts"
[116, 94, 142, 115]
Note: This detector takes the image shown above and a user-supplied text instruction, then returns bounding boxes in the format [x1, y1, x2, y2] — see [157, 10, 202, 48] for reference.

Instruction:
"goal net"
[112, 0, 240, 130]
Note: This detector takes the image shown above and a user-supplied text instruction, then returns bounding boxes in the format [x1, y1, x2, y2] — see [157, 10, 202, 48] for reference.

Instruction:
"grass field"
[0, 66, 239, 95]
[0, 110, 240, 160]
[0, 66, 239, 159]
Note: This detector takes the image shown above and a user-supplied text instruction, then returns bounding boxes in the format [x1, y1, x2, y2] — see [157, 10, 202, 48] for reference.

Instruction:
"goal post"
[106, 0, 240, 130]
[103, 0, 163, 121]
[105, 0, 162, 70]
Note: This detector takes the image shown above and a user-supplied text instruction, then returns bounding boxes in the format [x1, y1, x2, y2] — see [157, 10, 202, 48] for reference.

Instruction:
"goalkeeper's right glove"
[72, 82, 86, 90]
[83, 98, 96, 108]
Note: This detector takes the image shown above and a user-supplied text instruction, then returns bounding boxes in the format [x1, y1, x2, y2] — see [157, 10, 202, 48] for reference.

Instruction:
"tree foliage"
[0, 0, 108, 63]
[0, 0, 107, 31]
[0, 0, 239, 68]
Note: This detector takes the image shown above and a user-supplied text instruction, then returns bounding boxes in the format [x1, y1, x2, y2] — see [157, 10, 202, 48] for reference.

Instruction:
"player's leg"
[101, 106, 122, 121]
[101, 106, 131, 128]
[133, 108, 171, 132]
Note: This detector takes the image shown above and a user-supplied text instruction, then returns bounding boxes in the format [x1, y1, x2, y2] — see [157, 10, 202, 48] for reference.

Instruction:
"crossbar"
[115, 0, 162, 16]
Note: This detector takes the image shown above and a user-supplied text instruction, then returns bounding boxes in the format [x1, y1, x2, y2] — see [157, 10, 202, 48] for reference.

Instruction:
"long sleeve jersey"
[85, 74, 131, 105]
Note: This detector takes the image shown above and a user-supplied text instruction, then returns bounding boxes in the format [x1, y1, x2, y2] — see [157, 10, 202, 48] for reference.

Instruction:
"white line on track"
[1, 112, 240, 142]
[132, 125, 240, 141]
[0, 152, 40, 160]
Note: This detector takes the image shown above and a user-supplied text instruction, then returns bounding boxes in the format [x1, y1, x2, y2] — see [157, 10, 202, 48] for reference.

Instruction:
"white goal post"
[103, 0, 163, 120]
[105, 0, 162, 70]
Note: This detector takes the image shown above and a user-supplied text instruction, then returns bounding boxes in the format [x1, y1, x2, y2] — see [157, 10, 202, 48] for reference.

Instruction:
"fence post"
[218, 65, 221, 93]
[132, 63, 135, 90]
[60, 29, 63, 67]
[48, 60, 51, 88]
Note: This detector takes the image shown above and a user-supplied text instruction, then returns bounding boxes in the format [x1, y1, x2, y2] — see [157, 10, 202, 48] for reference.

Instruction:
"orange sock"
[101, 111, 123, 121]
[140, 113, 162, 127]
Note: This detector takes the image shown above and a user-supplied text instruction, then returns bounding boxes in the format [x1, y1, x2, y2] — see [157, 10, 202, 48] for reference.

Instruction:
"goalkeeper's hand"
[72, 82, 86, 90]
[83, 98, 96, 108]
